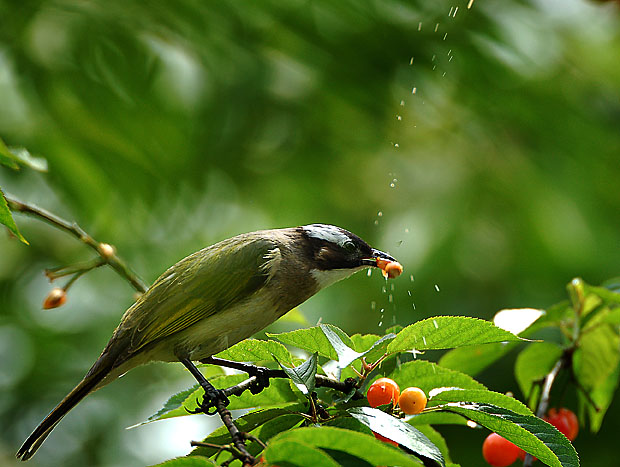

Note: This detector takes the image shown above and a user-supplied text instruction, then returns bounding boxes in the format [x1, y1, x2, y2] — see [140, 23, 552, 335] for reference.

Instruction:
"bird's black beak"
[361, 248, 398, 267]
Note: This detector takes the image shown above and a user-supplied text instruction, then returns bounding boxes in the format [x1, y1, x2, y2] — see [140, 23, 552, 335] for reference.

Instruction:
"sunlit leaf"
[268, 324, 354, 360]
[277, 352, 317, 395]
[214, 339, 293, 364]
[348, 407, 444, 466]
[267, 426, 424, 467]
[387, 316, 523, 354]
[438, 342, 517, 377]
[514, 342, 563, 404]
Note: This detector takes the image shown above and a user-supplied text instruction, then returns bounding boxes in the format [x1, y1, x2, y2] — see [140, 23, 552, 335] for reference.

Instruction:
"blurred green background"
[1, 0, 619, 465]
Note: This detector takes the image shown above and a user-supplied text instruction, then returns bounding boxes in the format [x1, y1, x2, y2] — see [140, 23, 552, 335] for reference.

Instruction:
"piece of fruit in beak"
[376, 258, 403, 279]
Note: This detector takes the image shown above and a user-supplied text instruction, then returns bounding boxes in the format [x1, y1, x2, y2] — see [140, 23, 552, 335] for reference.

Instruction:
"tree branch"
[6, 195, 148, 293]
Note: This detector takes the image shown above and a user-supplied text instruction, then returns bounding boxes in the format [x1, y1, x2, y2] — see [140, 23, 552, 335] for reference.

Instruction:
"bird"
[17, 223, 402, 461]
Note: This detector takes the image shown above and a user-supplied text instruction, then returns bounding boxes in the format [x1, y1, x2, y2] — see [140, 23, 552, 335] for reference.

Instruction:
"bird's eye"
[343, 241, 356, 252]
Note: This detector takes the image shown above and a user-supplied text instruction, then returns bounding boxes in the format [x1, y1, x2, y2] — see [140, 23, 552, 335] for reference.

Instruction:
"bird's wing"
[118, 235, 280, 355]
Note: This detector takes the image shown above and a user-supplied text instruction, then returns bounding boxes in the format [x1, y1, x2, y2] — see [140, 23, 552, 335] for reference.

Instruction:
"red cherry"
[546, 408, 578, 441]
[367, 377, 400, 408]
[482, 433, 520, 467]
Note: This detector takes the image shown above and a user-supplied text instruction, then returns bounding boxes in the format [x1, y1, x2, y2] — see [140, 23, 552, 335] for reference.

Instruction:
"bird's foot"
[188, 386, 230, 415]
[248, 366, 271, 395]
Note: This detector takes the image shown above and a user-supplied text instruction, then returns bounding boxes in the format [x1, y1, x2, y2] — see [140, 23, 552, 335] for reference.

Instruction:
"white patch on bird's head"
[311, 264, 369, 290]
[302, 224, 352, 247]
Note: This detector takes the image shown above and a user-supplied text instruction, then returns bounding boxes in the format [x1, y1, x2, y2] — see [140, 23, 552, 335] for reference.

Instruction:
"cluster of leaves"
[147, 316, 582, 467]
[440, 278, 620, 433]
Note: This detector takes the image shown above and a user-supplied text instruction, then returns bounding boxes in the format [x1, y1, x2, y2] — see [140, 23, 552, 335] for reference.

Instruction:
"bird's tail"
[16, 353, 117, 461]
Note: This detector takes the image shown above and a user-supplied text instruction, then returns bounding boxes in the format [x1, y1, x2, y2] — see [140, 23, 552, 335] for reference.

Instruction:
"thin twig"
[523, 353, 568, 467]
[214, 397, 255, 466]
[6, 195, 148, 293]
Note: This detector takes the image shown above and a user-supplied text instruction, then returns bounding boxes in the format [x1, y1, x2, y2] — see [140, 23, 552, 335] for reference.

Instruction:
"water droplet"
[467, 0, 475, 9]
[410, 57, 415, 65]
[388, 294, 393, 303]
[397, 115, 402, 121]
[433, 319, 438, 328]
[448, 6, 454, 16]
[435, 284, 440, 292]
[371, 301, 376, 310]
[407, 290, 412, 296]
[377, 211, 383, 217]
[405, 228, 409, 233]
[411, 87, 417, 94]
[412, 302, 416, 310]
[374, 219, 379, 225]
[367, 269, 372, 277]
[418, 22, 422, 31]
[443, 33, 448, 40]
[394, 143, 399, 148]
[378, 321, 383, 327]
[382, 286, 387, 294]
[390, 283, 395, 291]
[410, 274, 415, 282]
[434, 23, 440, 32]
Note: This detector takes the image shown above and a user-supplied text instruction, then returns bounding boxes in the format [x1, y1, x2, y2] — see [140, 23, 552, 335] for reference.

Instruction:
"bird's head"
[297, 224, 402, 289]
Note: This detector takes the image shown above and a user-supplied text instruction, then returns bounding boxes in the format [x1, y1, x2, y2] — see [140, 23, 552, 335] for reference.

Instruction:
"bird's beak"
[362, 249, 403, 279]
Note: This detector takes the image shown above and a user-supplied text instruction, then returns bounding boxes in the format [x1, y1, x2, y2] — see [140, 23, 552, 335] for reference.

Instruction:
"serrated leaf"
[438, 342, 517, 376]
[277, 353, 317, 395]
[268, 324, 354, 360]
[214, 338, 293, 364]
[515, 342, 563, 403]
[0, 189, 28, 244]
[348, 407, 444, 467]
[441, 403, 579, 467]
[408, 411, 470, 426]
[268, 426, 423, 467]
[387, 316, 523, 354]
[387, 360, 486, 396]
[428, 388, 533, 416]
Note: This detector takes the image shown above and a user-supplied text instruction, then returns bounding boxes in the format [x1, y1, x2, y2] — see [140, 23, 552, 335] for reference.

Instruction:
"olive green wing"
[119, 235, 279, 354]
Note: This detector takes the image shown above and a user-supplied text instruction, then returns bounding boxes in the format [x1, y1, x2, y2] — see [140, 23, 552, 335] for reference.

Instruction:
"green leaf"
[387, 316, 523, 354]
[268, 324, 354, 360]
[387, 360, 487, 396]
[264, 440, 342, 467]
[277, 353, 317, 395]
[428, 388, 533, 416]
[0, 138, 19, 169]
[442, 403, 579, 467]
[320, 324, 395, 377]
[348, 407, 444, 467]
[268, 426, 424, 467]
[438, 342, 517, 376]
[151, 456, 216, 466]
[0, 189, 28, 244]
[408, 412, 470, 426]
[573, 324, 620, 391]
[415, 425, 452, 464]
[582, 360, 620, 433]
[514, 342, 563, 404]
[5, 147, 48, 172]
[214, 338, 294, 364]
[276, 306, 310, 326]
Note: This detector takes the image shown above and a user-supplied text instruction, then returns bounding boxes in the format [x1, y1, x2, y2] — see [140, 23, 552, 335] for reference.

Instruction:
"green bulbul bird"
[17, 224, 402, 460]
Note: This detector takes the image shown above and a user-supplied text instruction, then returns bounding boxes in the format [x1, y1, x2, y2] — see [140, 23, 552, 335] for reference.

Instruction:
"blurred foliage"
[1, 0, 619, 465]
